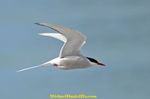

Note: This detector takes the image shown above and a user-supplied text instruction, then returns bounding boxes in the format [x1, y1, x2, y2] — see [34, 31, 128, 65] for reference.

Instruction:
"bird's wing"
[36, 23, 86, 57]
[39, 33, 67, 42]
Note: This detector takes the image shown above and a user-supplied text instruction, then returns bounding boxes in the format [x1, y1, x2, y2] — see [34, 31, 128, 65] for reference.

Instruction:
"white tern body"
[17, 23, 105, 72]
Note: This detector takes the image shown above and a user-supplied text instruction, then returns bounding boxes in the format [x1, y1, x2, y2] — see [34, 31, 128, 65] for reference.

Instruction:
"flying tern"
[17, 23, 105, 72]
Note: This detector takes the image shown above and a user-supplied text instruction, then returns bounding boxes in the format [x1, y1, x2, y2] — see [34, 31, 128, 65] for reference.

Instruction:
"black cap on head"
[86, 57, 105, 66]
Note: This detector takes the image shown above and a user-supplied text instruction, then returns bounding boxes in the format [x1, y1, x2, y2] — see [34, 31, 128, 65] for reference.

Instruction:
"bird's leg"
[53, 63, 58, 67]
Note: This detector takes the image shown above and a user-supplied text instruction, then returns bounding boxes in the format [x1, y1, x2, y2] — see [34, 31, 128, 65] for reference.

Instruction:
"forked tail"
[17, 64, 45, 72]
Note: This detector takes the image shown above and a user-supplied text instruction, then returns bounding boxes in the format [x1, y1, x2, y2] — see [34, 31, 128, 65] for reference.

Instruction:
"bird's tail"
[16, 62, 49, 72]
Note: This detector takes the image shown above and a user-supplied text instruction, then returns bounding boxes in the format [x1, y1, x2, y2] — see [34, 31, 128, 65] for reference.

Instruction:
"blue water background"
[0, 0, 150, 99]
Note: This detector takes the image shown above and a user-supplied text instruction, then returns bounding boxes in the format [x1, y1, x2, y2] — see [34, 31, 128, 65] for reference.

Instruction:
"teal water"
[0, 0, 150, 99]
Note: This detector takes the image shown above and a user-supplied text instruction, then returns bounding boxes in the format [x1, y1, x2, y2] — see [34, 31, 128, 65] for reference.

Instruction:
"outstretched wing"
[36, 23, 86, 58]
[39, 33, 67, 42]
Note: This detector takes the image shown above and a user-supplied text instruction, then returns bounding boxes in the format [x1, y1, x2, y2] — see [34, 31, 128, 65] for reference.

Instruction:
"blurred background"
[0, 0, 150, 99]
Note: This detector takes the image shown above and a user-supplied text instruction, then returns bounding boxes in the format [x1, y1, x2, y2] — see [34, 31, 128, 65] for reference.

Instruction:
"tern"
[17, 23, 105, 72]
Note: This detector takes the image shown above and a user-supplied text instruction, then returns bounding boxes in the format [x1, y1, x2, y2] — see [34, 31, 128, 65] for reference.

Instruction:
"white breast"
[50, 56, 91, 69]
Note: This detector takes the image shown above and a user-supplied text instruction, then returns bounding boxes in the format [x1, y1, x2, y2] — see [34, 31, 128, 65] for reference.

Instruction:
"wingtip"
[35, 22, 50, 27]
[38, 33, 49, 36]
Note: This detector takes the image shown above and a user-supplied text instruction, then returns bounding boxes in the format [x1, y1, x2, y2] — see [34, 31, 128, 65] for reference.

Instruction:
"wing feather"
[39, 33, 67, 42]
[36, 23, 86, 57]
